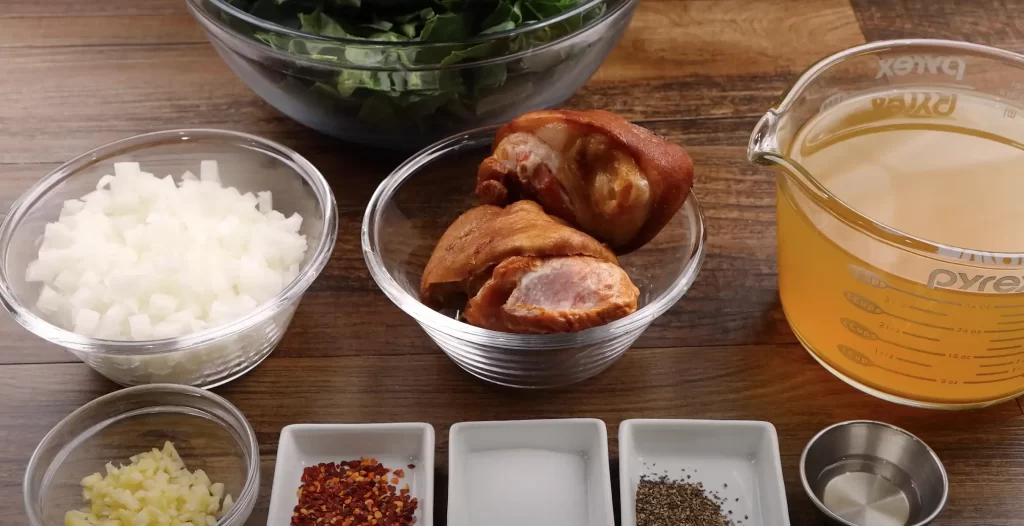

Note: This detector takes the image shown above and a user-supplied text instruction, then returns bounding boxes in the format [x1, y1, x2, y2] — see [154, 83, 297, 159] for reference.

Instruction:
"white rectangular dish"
[267, 423, 435, 526]
[448, 418, 614, 526]
[619, 419, 789, 526]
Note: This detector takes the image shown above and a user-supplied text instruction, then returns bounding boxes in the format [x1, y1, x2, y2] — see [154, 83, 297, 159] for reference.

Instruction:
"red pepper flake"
[292, 458, 419, 526]
[407, 464, 416, 470]
[394, 469, 405, 478]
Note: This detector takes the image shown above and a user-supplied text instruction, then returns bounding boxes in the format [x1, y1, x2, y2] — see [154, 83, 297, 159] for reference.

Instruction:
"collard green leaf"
[358, 93, 401, 125]
[249, 0, 293, 25]
[298, 12, 352, 38]
[361, 18, 394, 31]
[481, 21, 516, 34]
[397, 22, 419, 38]
[480, 1, 514, 29]
[233, 0, 602, 127]
[437, 0, 465, 11]
[438, 41, 497, 66]
[473, 63, 508, 93]
[419, 12, 473, 41]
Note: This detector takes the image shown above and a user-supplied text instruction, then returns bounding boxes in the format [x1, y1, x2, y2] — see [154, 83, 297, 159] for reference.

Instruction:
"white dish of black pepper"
[618, 419, 791, 526]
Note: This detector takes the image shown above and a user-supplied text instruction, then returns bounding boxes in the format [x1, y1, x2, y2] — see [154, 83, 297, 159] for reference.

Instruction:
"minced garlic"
[64, 441, 234, 526]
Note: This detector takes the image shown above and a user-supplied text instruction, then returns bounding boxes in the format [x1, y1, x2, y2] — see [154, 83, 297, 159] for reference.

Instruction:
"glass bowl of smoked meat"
[362, 110, 707, 388]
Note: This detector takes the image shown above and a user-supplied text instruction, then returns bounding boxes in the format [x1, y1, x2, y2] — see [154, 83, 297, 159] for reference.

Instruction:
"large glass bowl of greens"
[187, 0, 638, 149]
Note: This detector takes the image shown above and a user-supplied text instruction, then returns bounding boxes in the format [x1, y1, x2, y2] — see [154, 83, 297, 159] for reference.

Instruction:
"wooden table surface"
[3, 1, 1024, 524]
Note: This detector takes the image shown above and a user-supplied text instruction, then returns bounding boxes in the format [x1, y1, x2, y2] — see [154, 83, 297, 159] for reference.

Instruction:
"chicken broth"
[777, 88, 1024, 404]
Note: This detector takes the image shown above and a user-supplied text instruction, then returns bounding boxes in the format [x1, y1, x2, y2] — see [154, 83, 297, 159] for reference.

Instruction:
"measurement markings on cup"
[896, 357, 932, 367]
[844, 291, 954, 331]
[985, 326, 1024, 333]
[965, 372, 1024, 385]
[988, 335, 1024, 343]
[985, 344, 1023, 351]
[840, 318, 944, 357]
[909, 305, 948, 316]
[836, 345, 938, 382]
[979, 361, 1015, 368]
[975, 351, 1024, 359]
[847, 265, 961, 306]
[902, 331, 941, 342]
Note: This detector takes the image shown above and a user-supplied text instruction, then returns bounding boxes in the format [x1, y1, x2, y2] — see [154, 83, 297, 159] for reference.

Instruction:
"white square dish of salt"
[447, 418, 614, 526]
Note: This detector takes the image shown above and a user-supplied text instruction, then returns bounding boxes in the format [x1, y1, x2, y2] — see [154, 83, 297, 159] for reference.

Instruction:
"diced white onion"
[73, 308, 101, 336]
[199, 160, 220, 183]
[257, 191, 272, 214]
[27, 160, 308, 341]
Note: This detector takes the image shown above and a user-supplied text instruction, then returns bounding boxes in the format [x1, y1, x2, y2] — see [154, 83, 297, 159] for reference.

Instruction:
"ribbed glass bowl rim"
[361, 126, 707, 349]
[23, 384, 260, 526]
[0, 129, 338, 356]
[197, 0, 620, 48]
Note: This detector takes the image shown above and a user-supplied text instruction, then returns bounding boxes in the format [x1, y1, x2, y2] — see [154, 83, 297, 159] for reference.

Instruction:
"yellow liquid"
[778, 89, 1024, 406]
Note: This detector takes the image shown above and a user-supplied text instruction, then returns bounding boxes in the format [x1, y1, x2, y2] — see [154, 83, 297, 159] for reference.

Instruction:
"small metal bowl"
[800, 421, 948, 526]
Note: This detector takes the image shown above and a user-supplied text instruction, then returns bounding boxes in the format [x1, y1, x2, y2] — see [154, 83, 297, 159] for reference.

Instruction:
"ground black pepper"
[635, 475, 732, 526]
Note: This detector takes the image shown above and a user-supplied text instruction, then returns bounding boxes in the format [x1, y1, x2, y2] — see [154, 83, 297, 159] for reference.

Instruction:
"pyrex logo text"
[927, 269, 1024, 293]
[876, 55, 966, 81]
[871, 92, 957, 117]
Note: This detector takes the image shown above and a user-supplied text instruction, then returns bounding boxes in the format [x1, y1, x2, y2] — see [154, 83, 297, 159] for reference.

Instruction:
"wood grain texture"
[2, 1, 1024, 525]
[3, 346, 1023, 525]
[851, 0, 1024, 51]
[594, 0, 866, 81]
[0, 0, 184, 18]
[0, 15, 204, 48]
[0, 46, 791, 164]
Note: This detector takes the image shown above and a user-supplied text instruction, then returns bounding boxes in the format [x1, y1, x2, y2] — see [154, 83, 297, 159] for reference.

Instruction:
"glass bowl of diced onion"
[24, 384, 260, 526]
[0, 129, 337, 387]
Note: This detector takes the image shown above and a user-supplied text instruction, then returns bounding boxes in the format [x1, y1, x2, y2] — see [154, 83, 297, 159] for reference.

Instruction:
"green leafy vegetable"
[225, 0, 607, 130]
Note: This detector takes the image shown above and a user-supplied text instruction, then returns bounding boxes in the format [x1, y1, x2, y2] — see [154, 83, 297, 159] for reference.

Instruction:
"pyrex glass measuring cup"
[749, 40, 1024, 409]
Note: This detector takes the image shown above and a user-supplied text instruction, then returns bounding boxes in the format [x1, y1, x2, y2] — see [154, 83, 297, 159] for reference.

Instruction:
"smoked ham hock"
[463, 256, 639, 334]
[476, 110, 694, 253]
[420, 201, 638, 334]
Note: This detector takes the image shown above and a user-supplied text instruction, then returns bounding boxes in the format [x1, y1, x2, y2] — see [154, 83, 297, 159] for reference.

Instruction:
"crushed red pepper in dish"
[292, 458, 418, 526]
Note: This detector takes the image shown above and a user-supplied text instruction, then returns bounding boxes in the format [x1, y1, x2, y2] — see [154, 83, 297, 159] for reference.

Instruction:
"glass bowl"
[186, 0, 638, 149]
[361, 127, 707, 388]
[24, 384, 259, 526]
[0, 129, 338, 388]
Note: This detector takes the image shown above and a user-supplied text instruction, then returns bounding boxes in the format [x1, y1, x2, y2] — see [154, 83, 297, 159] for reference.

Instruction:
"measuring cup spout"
[747, 110, 781, 165]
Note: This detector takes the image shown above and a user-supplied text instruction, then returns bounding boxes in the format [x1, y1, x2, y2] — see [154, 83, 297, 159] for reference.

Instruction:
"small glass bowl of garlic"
[24, 384, 259, 526]
[0, 129, 337, 387]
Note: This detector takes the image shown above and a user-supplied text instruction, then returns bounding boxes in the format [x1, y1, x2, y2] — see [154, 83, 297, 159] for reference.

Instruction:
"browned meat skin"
[419, 201, 618, 310]
[463, 256, 639, 334]
[476, 109, 695, 253]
